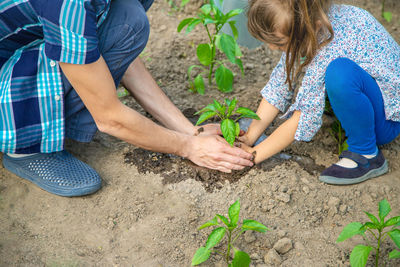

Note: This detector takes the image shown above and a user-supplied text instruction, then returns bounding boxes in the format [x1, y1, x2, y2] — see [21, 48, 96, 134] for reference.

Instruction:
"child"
[241, 0, 400, 184]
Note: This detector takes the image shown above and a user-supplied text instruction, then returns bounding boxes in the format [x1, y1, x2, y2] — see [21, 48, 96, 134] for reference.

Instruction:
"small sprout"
[195, 98, 260, 146]
[337, 199, 400, 267]
[192, 200, 269, 266]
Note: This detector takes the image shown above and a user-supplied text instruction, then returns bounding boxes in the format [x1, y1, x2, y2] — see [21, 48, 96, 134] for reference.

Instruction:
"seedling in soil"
[337, 199, 400, 267]
[195, 98, 260, 146]
[381, 0, 392, 23]
[191, 200, 269, 266]
[325, 98, 348, 155]
[177, 0, 244, 94]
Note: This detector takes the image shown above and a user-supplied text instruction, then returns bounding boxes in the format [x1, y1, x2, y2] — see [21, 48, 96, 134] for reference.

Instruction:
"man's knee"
[101, 0, 150, 52]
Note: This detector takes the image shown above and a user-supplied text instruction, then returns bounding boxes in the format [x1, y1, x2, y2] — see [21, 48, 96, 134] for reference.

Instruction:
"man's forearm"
[121, 58, 196, 135]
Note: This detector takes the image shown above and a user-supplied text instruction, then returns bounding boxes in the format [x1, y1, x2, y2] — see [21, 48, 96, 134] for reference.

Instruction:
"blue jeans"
[63, 0, 154, 142]
[325, 58, 400, 155]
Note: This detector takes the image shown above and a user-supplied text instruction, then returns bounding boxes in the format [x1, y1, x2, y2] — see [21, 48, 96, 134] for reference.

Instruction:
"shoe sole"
[319, 160, 389, 185]
[3, 156, 101, 197]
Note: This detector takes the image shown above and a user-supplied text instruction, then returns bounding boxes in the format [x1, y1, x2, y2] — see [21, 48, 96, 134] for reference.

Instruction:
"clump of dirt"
[124, 146, 326, 192]
[124, 148, 252, 192]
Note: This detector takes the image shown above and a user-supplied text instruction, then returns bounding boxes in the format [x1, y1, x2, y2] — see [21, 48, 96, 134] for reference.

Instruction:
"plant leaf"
[186, 19, 202, 34]
[197, 44, 213, 66]
[379, 199, 391, 222]
[194, 74, 205, 95]
[198, 216, 219, 230]
[204, 18, 218, 25]
[196, 111, 217, 125]
[206, 227, 226, 249]
[215, 65, 234, 93]
[242, 219, 270, 233]
[213, 99, 224, 114]
[389, 249, 400, 259]
[227, 98, 237, 117]
[235, 58, 244, 76]
[200, 4, 212, 15]
[362, 222, 379, 230]
[178, 18, 194, 32]
[235, 122, 240, 137]
[236, 107, 260, 120]
[231, 250, 251, 267]
[221, 119, 236, 146]
[225, 9, 243, 20]
[383, 11, 393, 23]
[191, 247, 211, 266]
[388, 229, 400, 248]
[350, 245, 372, 267]
[385, 216, 400, 227]
[195, 103, 217, 115]
[364, 211, 380, 225]
[181, 0, 190, 8]
[228, 21, 239, 40]
[336, 222, 363, 243]
[216, 214, 230, 227]
[235, 43, 243, 58]
[228, 200, 240, 226]
[219, 33, 237, 64]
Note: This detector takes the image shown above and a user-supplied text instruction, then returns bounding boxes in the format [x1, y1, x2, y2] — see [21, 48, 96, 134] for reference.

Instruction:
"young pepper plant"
[191, 200, 270, 266]
[195, 98, 260, 146]
[337, 199, 400, 267]
[177, 0, 244, 94]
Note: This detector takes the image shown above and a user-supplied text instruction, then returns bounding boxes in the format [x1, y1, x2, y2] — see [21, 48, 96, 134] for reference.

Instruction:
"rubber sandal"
[319, 150, 388, 185]
[3, 151, 101, 197]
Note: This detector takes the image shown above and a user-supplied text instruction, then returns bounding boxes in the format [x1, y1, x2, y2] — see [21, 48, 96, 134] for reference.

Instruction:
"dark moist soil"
[124, 107, 326, 192]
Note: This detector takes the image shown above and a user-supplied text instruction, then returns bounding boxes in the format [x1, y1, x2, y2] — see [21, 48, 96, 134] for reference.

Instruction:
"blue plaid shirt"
[0, 0, 111, 153]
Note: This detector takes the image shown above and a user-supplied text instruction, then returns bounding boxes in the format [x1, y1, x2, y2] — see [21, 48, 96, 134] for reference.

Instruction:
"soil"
[1, 1, 400, 266]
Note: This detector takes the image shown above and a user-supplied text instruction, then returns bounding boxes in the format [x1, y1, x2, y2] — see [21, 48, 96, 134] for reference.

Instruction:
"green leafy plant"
[192, 200, 269, 266]
[178, 0, 244, 94]
[325, 98, 348, 154]
[166, 0, 191, 12]
[337, 199, 400, 267]
[381, 0, 392, 23]
[195, 98, 260, 146]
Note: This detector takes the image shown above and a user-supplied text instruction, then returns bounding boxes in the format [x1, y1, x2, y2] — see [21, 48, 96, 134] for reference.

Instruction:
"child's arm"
[242, 98, 280, 145]
[242, 109, 301, 164]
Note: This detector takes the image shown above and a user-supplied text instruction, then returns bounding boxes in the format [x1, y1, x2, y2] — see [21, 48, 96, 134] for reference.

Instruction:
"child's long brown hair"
[247, 0, 334, 90]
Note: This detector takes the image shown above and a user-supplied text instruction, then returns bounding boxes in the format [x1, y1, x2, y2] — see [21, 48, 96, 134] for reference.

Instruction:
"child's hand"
[234, 141, 256, 163]
[237, 134, 252, 146]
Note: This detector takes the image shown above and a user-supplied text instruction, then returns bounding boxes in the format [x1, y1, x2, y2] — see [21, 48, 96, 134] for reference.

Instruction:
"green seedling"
[178, 0, 244, 94]
[195, 98, 260, 146]
[192, 200, 269, 266]
[166, 0, 191, 12]
[325, 98, 348, 154]
[337, 199, 400, 267]
[381, 0, 392, 23]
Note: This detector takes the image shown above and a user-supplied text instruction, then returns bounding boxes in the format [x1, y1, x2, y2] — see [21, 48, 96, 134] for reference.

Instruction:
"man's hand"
[184, 135, 254, 173]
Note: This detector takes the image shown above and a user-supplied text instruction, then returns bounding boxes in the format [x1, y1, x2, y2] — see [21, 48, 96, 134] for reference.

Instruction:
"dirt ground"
[1, 1, 400, 266]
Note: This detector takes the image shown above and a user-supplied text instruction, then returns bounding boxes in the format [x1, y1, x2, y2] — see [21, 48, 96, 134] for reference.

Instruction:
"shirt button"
[50, 60, 56, 67]
[54, 95, 60, 101]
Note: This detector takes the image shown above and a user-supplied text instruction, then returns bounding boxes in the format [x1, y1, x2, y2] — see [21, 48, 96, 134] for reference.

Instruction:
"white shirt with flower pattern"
[261, 4, 400, 141]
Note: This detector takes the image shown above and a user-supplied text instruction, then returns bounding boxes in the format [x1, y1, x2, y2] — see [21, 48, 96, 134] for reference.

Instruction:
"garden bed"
[1, 0, 400, 266]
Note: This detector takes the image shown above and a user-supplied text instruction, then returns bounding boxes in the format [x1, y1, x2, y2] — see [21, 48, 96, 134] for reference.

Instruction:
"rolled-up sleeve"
[261, 54, 293, 112]
[37, 0, 101, 64]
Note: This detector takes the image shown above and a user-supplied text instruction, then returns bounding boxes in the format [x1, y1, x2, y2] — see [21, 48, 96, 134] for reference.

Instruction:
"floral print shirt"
[261, 4, 400, 141]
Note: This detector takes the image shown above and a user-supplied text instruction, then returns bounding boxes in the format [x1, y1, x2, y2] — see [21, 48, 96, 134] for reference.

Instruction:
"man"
[0, 0, 253, 197]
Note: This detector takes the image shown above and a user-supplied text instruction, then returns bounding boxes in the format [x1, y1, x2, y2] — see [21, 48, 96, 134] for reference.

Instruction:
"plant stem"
[382, 0, 386, 17]
[375, 230, 382, 267]
[226, 229, 232, 263]
[231, 229, 245, 245]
